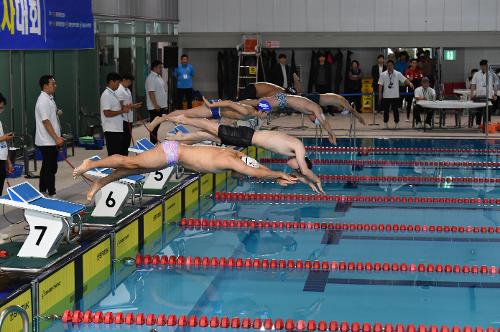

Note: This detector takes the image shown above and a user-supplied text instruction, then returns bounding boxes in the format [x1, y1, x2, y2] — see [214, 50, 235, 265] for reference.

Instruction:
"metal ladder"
[236, 35, 266, 97]
[0, 305, 30, 331]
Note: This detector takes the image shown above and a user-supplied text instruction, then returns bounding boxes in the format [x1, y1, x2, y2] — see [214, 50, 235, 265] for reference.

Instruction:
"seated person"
[413, 77, 436, 129]
[73, 142, 297, 201]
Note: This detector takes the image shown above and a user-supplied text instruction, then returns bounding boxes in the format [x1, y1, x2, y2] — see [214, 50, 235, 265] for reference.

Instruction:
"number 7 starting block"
[0, 182, 85, 258]
[128, 137, 178, 196]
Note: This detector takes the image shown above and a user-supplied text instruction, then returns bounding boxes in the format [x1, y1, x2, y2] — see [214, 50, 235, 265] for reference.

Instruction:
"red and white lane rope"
[179, 218, 500, 235]
[305, 146, 500, 155]
[259, 158, 500, 168]
[213, 192, 500, 206]
[134, 255, 500, 276]
[60, 309, 500, 332]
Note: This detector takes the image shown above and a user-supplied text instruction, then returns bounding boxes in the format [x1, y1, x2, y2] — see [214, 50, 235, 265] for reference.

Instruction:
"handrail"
[0, 305, 30, 332]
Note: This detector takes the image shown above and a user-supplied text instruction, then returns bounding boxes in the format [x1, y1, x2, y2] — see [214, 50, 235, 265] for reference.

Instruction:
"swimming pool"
[46, 138, 500, 331]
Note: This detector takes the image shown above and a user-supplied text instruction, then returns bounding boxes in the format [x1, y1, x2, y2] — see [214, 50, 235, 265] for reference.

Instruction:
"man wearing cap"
[163, 114, 324, 194]
[147, 97, 272, 131]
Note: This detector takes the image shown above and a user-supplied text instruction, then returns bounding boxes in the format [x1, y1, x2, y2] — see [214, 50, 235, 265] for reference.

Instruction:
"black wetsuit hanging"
[344, 50, 353, 92]
[333, 50, 344, 93]
[217, 51, 224, 99]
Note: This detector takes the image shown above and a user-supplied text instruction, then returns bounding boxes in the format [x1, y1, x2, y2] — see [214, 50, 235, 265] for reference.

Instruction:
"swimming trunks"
[161, 141, 179, 166]
[301, 93, 321, 104]
[237, 84, 257, 101]
[218, 125, 255, 148]
[275, 92, 288, 110]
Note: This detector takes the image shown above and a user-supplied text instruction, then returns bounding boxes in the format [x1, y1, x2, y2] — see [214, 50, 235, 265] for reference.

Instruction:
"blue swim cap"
[257, 100, 272, 112]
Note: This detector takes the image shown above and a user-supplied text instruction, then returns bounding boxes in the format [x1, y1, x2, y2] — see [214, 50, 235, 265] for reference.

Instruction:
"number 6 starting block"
[0, 182, 85, 258]
[129, 138, 176, 195]
[84, 156, 144, 218]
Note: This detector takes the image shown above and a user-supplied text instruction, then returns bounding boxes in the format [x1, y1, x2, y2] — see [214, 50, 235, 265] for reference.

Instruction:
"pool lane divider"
[305, 146, 500, 155]
[260, 158, 500, 168]
[179, 217, 500, 235]
[133, 254, 500, 276]
[60, 309, 500, 332]
[214, 192, 500, 206]
[253, 175, 500, 185]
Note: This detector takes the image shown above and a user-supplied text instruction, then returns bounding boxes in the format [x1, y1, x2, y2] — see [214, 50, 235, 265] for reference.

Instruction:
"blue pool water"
[47, 138, 500, 331]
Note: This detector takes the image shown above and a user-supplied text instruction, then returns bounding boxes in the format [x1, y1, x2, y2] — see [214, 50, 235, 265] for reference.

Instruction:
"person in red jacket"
[404, 58, 423, 122]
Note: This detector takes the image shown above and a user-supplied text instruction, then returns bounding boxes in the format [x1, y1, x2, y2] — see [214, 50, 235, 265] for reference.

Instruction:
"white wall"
[180, 0, 500, 33]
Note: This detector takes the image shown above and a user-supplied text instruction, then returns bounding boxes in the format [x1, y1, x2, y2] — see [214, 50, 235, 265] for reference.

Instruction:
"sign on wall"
[0, 0, 94, 50]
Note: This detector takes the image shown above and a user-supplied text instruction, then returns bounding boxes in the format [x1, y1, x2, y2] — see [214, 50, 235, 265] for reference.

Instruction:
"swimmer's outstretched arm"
[294, 148, 325, 193]
[227, 158, 297, 185]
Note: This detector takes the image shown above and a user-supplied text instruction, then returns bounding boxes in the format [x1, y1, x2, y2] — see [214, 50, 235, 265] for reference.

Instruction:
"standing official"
[100, 72, 129, 156]
[146, 60, 168, 143]
[0, 93, 13, 194]
[116, 74, 142, 155]
[35, 75, 64, 196]
[175, 54, 195, 109]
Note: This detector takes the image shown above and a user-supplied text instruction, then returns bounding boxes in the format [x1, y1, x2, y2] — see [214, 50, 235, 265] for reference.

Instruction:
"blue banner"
[0, 0, 94, 50]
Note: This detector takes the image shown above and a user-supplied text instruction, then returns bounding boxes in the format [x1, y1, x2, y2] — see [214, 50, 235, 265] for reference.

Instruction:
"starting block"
[0, 182, 85, 258]
[129, 138, 176, 195]
[84, 156, 144, 217]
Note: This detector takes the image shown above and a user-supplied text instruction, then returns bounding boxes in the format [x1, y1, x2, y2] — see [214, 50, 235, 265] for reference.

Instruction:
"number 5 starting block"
[0, 182, 85, 258]
[129, 138, 177, 196]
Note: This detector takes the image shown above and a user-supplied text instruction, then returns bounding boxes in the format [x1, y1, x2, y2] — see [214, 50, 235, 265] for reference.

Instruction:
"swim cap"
[241, 156, 260, 168]
[257, 100, 272, 112]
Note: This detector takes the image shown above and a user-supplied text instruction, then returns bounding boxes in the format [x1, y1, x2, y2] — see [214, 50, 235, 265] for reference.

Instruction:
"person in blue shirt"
[175, 54, 195, 109]
[394, 51, 409, 108]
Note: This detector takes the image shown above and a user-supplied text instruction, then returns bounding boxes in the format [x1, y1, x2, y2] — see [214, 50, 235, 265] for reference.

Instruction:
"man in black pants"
[378, 60, 413, 129]
[146, 60, 168, 143]
[35, 75, 64, 196]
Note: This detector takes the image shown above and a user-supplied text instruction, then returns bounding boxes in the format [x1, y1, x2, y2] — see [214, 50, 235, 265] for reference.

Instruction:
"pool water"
[46, 138, 500, 331]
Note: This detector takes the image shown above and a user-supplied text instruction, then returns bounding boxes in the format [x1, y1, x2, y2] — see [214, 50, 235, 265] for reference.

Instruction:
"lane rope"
[259, 158, 500, 168]
[213, 192, 500, 206]
[59, 309, 500, 331]
[305, 146, 500, 155]
[179, 218, 500, 235]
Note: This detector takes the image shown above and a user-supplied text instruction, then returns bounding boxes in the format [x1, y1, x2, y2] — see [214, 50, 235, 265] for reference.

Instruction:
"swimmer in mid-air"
[73, 142, 297, 201]
[238, 82, 366, 125]
[240, 94, 338, 145]
[164, 114, 325, 193]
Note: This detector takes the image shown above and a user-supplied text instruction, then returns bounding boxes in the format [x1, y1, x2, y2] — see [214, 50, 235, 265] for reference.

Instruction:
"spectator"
[35, 75, 64, 197]
[175, 54, 195, 109]
[100, 72, 129, 156]
[404, 58, 423, 122]
[371, 54, 386, 112]
[378, 60, 414, 129]
[0, 93, 13, 194]
[421, 50, 435, 86]
[116, 74, 142, 155]
[413, 77, 436, 129]
[146, 60, 168, 144]
[466, 69, 478, 89]
[312, 53, 331, 94]
[470, 59, 498, 127]
[346, 60, 362, 112]
[270, 53, 292, 89]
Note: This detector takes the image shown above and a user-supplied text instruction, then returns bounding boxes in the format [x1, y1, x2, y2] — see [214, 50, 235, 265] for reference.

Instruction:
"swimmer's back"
[179, 144, 240, 173]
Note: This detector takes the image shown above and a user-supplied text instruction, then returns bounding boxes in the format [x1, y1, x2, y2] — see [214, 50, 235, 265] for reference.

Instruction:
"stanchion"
[369, 92, 380, 126]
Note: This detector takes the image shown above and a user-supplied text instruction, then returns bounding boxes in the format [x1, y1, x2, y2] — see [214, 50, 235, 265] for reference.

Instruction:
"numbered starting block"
[84, 156, 144, 217]
[129, 138, 177, 195]
[0, 182, 85, 258]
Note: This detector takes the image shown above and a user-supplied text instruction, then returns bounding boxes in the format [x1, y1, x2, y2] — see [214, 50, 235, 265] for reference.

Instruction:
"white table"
[416, 100, 491, 128]
[453, 89, 500, 97]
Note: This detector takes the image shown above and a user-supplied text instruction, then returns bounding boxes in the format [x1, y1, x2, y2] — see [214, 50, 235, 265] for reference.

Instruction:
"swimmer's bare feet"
[169, 114, 188, 124]
[86, 178, 104, 202]
[73, 159, 93, 179]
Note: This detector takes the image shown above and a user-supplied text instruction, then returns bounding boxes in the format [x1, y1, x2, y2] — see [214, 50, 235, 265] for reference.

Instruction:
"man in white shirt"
[101, 72, 130, 156]
[470, 59, 498, 126]
[145, 60, 168, 143]
[0, 93, 13, 195]
[378, 60, 414, 129]
[116, 74, 142, 155]
[35, 75, 64, 196]
[413, 77, 436, 128]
